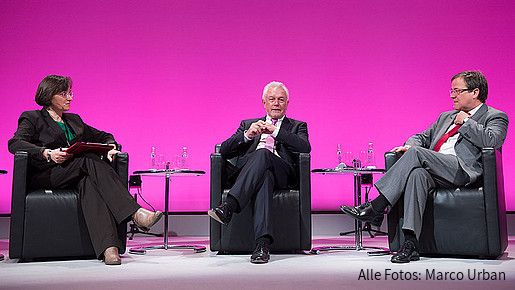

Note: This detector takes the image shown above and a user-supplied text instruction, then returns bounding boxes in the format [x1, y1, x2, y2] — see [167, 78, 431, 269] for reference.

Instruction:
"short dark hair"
[451, 71, 488, 102]
[35, 75, 72, 107]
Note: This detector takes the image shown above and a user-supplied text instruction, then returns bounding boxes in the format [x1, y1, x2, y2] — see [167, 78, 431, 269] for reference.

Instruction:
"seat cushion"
[23, 189, 95, 259]
[220, 189, 301, 252]
[389, 187, 489, 256]
[422, 187, 488, 256]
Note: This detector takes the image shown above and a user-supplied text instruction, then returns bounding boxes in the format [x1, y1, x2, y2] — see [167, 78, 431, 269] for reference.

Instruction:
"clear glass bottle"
[150, 146, 156, 169]
[366, 142, 376, 168]
[180, 146, 189, 169]
[336, 144, 342, 164]
[336, 144, 346, 170]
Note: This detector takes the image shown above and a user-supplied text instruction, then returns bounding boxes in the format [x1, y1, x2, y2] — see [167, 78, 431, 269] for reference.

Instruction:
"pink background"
[1, 0, 514, 214]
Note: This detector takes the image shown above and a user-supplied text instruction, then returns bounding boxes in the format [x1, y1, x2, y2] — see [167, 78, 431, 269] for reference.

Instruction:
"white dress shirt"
[244, 115, 284, 157]
[438, 104, 483, 155]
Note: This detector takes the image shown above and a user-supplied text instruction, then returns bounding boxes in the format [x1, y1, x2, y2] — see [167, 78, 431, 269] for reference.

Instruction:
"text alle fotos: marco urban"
[358, 268, 506, 281]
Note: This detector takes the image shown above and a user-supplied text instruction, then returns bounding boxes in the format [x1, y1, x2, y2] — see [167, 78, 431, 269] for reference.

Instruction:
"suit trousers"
[31, 153, 140, 258]
[228, 149, 293, 242]
[375, 147, 469, 238]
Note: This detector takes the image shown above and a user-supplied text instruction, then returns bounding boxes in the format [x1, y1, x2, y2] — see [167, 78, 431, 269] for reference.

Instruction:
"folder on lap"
[65, 142, 113, 155]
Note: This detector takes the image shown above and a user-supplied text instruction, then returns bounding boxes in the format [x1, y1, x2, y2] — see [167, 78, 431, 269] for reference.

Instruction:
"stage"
[1, 234, 514, 290]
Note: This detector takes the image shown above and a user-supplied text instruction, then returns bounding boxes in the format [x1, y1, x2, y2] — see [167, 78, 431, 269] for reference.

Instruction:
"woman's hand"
[107, 145, 120, 162]
[45, 149, 73, 164]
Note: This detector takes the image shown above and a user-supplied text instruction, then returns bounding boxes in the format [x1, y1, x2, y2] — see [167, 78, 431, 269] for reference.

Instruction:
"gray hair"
[262, 81, 289, 100]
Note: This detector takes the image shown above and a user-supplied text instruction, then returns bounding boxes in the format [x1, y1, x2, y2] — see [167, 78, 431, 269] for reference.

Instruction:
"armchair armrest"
[384, 151, 402, 171]
[298, 152, 311, 201]
[481, 148, 507, 256]
[298, 153, 311, 249]
[10, 151, 30, 258]
[209, 146, 224, 250]
[210, 150, 223, 207]
[112, 152, 129, 189]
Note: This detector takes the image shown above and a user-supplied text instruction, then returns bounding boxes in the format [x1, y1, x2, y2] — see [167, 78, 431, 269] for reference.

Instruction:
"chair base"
[310, 245, 388, 254]
[129, 244, 206, 255]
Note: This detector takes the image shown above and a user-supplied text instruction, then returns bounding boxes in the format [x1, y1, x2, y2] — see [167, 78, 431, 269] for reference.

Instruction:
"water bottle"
[336, 144, 346, 170]
[180, 147, 189, 169]
[366, 142, 376, 169]
[150, 146, 156, 169]
[336, 144, 342, 164]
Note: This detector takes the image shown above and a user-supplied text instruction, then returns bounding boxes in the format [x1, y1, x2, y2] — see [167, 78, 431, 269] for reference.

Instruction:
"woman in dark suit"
[8, 75, 162, 265]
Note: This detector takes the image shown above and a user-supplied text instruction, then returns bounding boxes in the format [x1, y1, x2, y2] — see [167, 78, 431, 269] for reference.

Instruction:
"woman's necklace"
[47, 108, 63, 123]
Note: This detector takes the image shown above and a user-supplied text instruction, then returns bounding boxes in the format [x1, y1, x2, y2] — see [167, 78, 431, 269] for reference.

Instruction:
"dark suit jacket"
[220, 116, 311, 173]
[8, 109, 117, 172]
[405, 104, 508, 184]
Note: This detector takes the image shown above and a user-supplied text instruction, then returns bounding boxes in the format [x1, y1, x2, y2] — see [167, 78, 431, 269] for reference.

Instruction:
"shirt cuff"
[243, 130, 253, 142]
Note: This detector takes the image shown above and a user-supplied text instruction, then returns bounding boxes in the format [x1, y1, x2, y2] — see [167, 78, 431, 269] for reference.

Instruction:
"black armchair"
[210, 145, 311, 253]
[9, 151, 129, 260]
[386, 148, 507, 258]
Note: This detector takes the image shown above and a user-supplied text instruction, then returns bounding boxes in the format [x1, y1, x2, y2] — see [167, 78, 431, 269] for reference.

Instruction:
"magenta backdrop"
[1, 1, 514, 214]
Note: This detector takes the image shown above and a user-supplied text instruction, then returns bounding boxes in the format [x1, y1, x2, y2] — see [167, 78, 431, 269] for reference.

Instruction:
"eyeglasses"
[58, 91, 74, 98]
[449, 88, 473, 96]
[266, 97, 287, 104]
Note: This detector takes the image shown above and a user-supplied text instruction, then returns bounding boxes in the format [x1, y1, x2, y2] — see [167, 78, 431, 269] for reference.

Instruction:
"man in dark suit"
[341, 71, 508, 263]
[208, 81, 311, 264]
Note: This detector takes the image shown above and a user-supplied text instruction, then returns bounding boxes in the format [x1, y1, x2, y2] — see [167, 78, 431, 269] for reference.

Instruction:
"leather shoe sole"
[340, 205, 384, 227]
[208, 209, 227, 225]
[391, 253, 420, 263]
[391, 244, 420, 264]
[135, 211, 163, 232]
[250, 257, 269, 264]
[104, 258, 122, 266]
[103, 247, 121, 266]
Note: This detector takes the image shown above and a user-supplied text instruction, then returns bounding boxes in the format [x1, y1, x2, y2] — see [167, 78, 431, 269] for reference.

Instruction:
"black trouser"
[31, 153, 140, 258]
[229, 149, 293, 242]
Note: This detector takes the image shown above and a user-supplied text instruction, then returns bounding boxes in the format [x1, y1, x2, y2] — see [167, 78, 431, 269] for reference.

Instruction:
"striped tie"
[264, 119, 278, 153]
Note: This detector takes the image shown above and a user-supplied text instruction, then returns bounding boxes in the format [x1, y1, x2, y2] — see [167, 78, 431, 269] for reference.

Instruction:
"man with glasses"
[208, 81, 311, 264]
[341, 71, 508, 263]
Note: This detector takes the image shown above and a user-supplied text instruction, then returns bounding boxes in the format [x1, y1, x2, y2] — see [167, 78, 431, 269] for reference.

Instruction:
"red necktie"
[433, 124, 461, 152]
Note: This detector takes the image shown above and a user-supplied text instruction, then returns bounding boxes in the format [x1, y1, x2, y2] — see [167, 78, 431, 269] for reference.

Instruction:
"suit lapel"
[431, 112, 456, 148]
[456, 104, 488, 142]
[40, 109, 68, 145]
[276, 117, 292, 158]
[470, 104, 488, 122]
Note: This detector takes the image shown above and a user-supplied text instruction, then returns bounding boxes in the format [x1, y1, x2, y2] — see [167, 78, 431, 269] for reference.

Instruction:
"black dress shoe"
[251, 243, 270, 264]
[340, 202, 384, 227]
[207, 202, 233, 225]
[391, 240, 420, 263]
